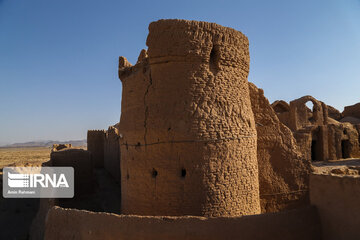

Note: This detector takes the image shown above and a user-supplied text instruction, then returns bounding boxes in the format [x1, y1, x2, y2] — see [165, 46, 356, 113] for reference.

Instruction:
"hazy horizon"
[0, 138, 87, 147]
[1, 0, 359, 144]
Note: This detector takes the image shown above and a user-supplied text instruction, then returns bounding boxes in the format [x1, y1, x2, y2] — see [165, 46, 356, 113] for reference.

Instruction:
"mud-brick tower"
[118, 19, 260, 217]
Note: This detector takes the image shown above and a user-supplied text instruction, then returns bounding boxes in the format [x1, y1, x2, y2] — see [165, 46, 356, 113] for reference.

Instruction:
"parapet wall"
[310, 172, 360, 240]
[87, 130, 106, 168]
[44, 206, 321, 240]
[118, 19, 260, 217]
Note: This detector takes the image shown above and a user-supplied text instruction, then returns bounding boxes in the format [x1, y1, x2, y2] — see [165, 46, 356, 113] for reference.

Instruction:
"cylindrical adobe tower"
[118, 19, 260, 217]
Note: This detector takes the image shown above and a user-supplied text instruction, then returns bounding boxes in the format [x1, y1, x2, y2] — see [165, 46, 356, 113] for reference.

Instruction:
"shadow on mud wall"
[0, 173, 40, 240]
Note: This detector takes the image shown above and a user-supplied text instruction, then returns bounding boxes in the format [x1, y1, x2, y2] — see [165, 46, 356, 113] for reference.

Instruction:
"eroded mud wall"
[249, 83, 310, 213]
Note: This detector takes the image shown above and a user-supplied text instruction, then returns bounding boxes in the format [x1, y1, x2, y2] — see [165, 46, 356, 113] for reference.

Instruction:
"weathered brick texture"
[118, 19, 260, 217]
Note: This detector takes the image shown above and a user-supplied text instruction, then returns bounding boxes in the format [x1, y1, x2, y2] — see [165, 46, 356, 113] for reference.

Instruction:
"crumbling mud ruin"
[28, 19, 360, 240]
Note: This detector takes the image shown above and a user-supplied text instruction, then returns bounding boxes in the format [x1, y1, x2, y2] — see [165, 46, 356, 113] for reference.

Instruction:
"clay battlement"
[87, 129, 106, 133]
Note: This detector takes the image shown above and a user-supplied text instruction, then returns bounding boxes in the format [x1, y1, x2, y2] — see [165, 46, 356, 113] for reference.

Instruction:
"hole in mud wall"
[305, 101, 314, 112]
[181, 168, 186, 178]
[343, 129, 348, 135]
[306, 101, 315, 122]
[341, 140, 351, 159]
[152, 169, 158, 178]
[209, 45, 220, 74]
[311, 140, 317, 161]
[135, 142, 141, 151]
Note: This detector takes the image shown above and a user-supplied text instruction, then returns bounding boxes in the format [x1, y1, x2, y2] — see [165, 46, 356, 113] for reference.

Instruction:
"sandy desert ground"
[0, 147, 52, 169]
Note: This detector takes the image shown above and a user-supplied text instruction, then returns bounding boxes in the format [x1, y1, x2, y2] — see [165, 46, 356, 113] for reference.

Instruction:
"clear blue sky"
[0, 0, 359, 145]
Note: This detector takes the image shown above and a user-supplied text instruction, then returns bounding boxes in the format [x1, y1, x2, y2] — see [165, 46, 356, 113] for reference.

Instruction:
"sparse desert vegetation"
[0, 147, 51, 169]
[0, 146, 86, 170]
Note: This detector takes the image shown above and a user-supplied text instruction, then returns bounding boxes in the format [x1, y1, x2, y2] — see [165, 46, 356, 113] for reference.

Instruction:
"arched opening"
[305, 101, 314, 112]
[305, 101, 315, 122]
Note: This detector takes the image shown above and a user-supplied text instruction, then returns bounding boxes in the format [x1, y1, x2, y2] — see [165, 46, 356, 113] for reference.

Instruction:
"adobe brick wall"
[310, 172, 360, 240]
[50, 149, 93, 196]
[104, 126, 121, 182]
[44, 206, 321, 240]
[87, 130, 106, 168]
[118, 19, 260, 217]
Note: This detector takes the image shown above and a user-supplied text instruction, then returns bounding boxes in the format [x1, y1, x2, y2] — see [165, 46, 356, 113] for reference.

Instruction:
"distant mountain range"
[0, 140, 87, 148]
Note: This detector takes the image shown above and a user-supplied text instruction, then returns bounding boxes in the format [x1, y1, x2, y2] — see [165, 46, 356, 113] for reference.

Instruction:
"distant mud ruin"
[272, 96, 360, 162]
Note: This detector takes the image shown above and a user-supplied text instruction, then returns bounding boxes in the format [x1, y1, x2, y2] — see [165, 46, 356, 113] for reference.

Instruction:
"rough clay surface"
[43, 206, 321, 240]
[118, 19, 260, 217]
[310, 172, 360, 240]
[249, 83, 311, 213]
